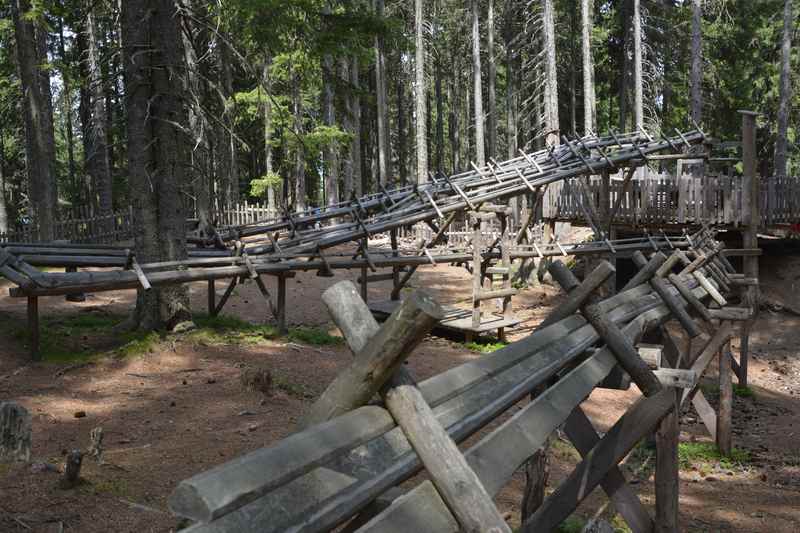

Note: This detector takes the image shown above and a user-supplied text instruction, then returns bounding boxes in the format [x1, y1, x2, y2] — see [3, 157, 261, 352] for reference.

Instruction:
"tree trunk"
[220, 41, 239, 206]
[341, 57, 354, 200]
[397, 54, 408, 186]
[472, 0, 486, 166]
[774, 0, 793, 179]
[292, 70, 307, 211]
[0, 138, 8, 234]
[542, 0, 560, 147]
[122, 0, 191, 330]
[690, 0, 703, 125]
[581, 0, 595, 134]
[434, 60, 444, 176]
[632, 0, 643, 130]
[375, 0, 390, 186]
[414, 0, 427, 184]
[86, 6, 113, 220]
[449, 53, 461, 174]
[263, 54, 277, 216]
[350, 56, 363, 198]
[12, 0, 58, 241]
[487, 0, 497, 160]
[504, 2, 517, 160]
[618, 0, 631, 131]
[181, 6, 211, 234]
[323, 45, 339, 211]
[58, 20, 77, 201]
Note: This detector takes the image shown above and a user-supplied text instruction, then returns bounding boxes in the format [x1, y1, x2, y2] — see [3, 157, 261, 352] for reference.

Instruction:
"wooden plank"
[691, 391, 717, 441]
[356, 481, 458, 533]
[169, 406, 394, 522]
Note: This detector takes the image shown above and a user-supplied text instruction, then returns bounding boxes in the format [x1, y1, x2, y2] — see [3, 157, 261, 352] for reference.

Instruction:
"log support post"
[207, 279, 215, 316]
[655, 328, 680, 533]
[390, 229, 400, 301]
[27, 296, 40, 361]
[716, 339, 733, 456]
[65, 266, 86, 302]
[277, 274, 287, 335]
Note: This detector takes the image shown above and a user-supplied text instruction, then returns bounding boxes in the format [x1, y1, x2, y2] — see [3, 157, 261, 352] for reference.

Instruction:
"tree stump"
[62, 449, 83, 488]
[0, 401, 32, 463]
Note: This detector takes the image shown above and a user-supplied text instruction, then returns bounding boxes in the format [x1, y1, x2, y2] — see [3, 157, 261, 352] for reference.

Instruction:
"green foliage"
[191, 314, 279, 345]
[733, 384, 754, 398]
[464, 338, 508, 354]
[249, 172, 282, 197]
[287, 326, 343, 346]
[678, 442, 751, 470]
[555, 516, 586, 533]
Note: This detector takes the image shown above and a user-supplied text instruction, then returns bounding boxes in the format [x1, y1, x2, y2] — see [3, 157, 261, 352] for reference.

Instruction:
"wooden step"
[485, 267, 509, 275]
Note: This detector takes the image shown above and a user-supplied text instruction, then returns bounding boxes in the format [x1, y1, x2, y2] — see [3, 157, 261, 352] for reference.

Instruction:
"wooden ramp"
[369, 299, 521, 341]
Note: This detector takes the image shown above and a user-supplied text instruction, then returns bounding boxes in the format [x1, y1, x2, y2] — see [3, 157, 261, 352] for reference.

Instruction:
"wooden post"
[360, 237, 369, 303]
[655, 329, 680, 533]
[27, 296, 40, 361]
[207, 279, 216, 316]
[322, 281, 510, 533]
[300, 283, 443, 428]
[390, 228, 400, 301]
[0, 402, 32, 462]
[65, 266, 86, 302]
[739, 110, 759, 388]
[716, 340, 733, 456]
[471, 214, 485, 330]
[277, 274, 287, 335]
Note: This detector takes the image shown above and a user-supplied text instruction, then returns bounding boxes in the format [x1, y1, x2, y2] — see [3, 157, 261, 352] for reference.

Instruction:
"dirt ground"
[1, 242, 799, 532]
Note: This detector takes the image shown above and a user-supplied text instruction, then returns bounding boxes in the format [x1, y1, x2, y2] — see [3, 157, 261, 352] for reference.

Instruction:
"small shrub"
[556, 515, 586, 533]
[733, 384, 754, 398]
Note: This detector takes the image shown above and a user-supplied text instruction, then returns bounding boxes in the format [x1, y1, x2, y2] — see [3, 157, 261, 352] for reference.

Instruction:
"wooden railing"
[543, 169, 800, 227]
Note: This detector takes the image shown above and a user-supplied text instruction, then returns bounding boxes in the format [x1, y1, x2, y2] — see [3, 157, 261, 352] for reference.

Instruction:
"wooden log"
[62, 449, 83, 488]
[277, 275, 287, 334]
[356, 481, 458, 533]
[632, 252, 702, 338]
[563, 409, 654, 533]
[707, 307, 752, 321]
[27, 296, 40, 361]
[716, 342, 733, 456]
[522, 388, 676, 532]
[474, 287, 518, 301]
[299, 284, 443, 428]
[653, 368, 696, 389]
[622, 251, 667, 292]
[667, 273, 712, 322]
[693, 271, 726, 307]
[655, 391, 680, 532]
[543, 260, 615, 327]
[0, 402, 32, 463]
[383, 372, 511, 533]
[681, 321, 734, 407]
[169, 406, 394, 522]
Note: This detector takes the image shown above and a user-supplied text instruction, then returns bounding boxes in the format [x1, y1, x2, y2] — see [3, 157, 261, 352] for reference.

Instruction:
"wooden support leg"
[213, 277, 238, 317]
[655, 387, 680, 533]
[65, 266, 86, 302]
[207, 279, 215, 316]
[717, 340, 733, 456]
[27, 296, 40, 361]
[564, 408, 654, 533]
[738, 323, 749, 387]
[360, 264, 368, 303]
[277, 275, 287, 335]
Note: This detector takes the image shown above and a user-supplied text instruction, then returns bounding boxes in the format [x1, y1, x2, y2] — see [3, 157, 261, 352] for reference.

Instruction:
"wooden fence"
[544, 169, 800, 227]
[0, 201, 279, 244]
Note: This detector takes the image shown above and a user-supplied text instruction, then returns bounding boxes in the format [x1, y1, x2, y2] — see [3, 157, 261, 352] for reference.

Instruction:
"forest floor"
[0, 240, 799, 532]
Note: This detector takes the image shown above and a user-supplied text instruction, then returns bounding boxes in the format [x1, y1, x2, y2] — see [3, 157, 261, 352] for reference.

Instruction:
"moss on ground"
[678, 441, 751, 470]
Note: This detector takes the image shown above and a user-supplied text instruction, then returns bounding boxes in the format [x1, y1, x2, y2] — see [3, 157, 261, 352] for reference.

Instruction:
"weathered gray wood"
[667, 272, 712, 322]
[542, 260, 615, 327]
[622, 251, 667, 292]
[707, 307, 752, 321]
[383, 372, 511, 533]
[563, 409, 654, 533]
[277, 275, 287, 334]
[653, 368, 696, 389]
[691, 391, 717, 440]
[638, 343, 662, 367]
[522, 388, 676, 532]
[300, 288, 442, 429]
[63, 449, 83, 488]
[0, 402, 32, 463]
[655, 331, 680, 533]
[207, 279, 215, 315]
[693, 271, 726, 306]
[27, 296, 40, 360]
[681, 321, 734, 407]
[717, 341, 733, 456]
[357, 481, 458, 533]
[169, 406, 394, 522]
[213, 277, 238, 317]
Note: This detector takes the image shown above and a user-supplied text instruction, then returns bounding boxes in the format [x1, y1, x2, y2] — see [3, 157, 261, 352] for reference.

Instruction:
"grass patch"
[115, 332, 161, 358]
[287, 326, 343, 346]
[86, 478, 131, 498]
[551, 438, 582, 462]
[678, 442, 751, 470]
[191, 314, 278, 346]
[273, 374, 314, 399]
[555, 516, 586, 533]
[733, 384, 754, 398]
[464, 338, 508, 353]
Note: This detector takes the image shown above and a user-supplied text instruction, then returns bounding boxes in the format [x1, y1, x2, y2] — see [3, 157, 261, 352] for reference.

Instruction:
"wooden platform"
[369, 299, 521, 341]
